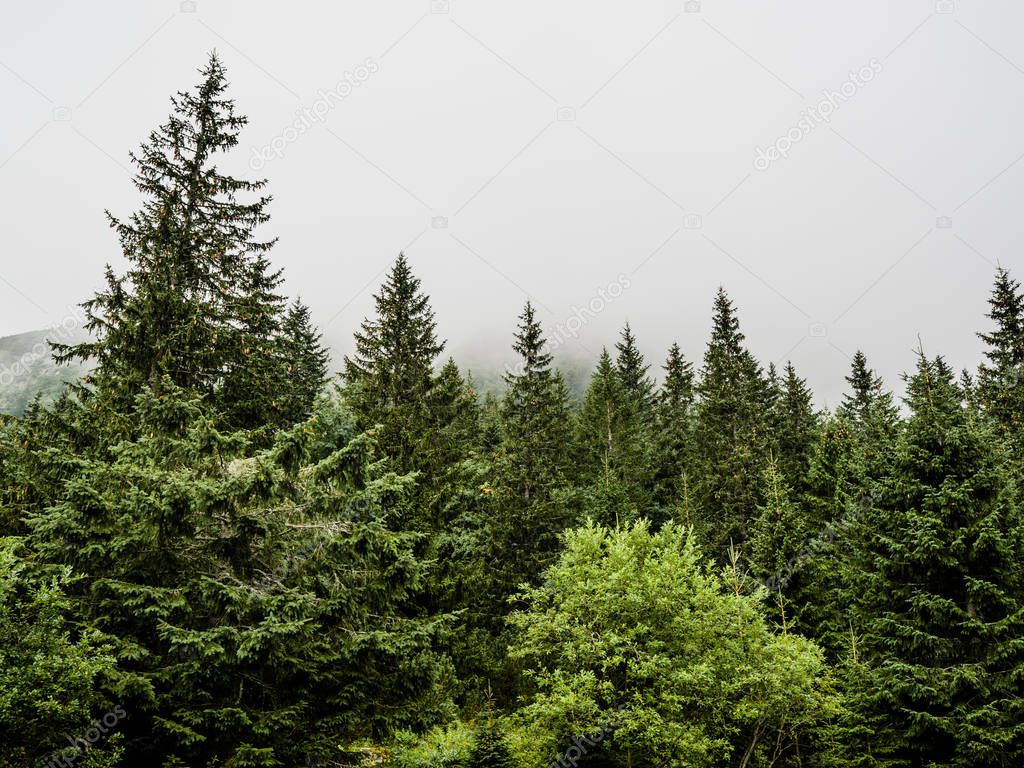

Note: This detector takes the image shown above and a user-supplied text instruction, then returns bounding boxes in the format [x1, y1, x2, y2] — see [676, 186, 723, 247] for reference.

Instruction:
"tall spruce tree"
[843, 352, 1024, 767]
[690, 288, 771, 555]
[53, 54, 293, 429]
[344, 253, 445, 471]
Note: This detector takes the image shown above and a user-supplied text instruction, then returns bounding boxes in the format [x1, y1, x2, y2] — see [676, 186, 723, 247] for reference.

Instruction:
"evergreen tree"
[467, 722, 516, 768]
[486, 303, 575, 649]
[839, 352, 898, 431]
[977, 267, 1024, 439]
[772, 361, 820, 494]
[23, 386, 450, 766]
[651, 343, 695, 512]
[276, 297, 330, 425]
[497, 301, 573, 510]
[748, 456, 807, 599]
[574, 349, 644, 526]
[344, 253, 445, 470]
[54, 54, 290, 429]
[690, 288, 771, 555]
[844, 352, 1024, 767]
[613, 323, 656, 414]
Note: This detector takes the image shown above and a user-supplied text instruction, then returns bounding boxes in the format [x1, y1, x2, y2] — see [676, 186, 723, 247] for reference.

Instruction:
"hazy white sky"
[3, 0, 1024, 405]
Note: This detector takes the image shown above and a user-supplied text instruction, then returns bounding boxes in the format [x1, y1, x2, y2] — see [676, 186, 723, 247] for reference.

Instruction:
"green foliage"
[344, 252, 446, 471]
[466, 723, 516, 768]
[0, 538, 122, 768]
[509, 520, 838, 768]
[844, 352, 1024, 767]
[389, 720, 477, 768]
[20, 385, 451, 766]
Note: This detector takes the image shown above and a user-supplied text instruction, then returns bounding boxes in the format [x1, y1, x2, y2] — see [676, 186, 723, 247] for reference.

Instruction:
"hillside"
[0, 327, 89, 416]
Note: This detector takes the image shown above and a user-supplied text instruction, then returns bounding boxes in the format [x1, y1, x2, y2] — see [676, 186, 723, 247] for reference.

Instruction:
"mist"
[3, 0, 1023, 407]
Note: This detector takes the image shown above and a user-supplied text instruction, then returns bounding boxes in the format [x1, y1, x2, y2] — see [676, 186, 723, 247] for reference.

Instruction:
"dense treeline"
[2, 55, 1023, 768]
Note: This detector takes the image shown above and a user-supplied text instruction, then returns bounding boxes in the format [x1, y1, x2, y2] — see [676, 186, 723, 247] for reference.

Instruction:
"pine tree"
[977, 267, 1024, 439]
[690, 288, 771, 555]
[344, 253, 445, 470]
[53, 53, 289, 429]
[844, 352, 1024, 767]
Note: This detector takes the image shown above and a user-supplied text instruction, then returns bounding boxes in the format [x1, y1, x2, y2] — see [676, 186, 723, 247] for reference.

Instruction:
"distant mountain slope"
[0, 327, 89, 416]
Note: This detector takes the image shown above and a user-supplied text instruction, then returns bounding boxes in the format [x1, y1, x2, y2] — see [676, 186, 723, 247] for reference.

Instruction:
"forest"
[2, 54, 1023, 768]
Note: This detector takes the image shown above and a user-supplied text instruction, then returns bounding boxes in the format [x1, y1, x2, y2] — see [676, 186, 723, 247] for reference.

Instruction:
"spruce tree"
[277, 297, 330, 425]
[651, 342, 695, 513]
[690, 288, 771, 555]
[574, 349, 645, 526]
[772, 361, 820, 494]
[844, 352, 1024, 767]
[977, 267, 1024, 439]
[344, 252, 445, 470]
[53, 53, 290, 429]
[748, 455, 807, 597]
[467, 723, 516, 768]
[498, 301, 573, 509]
[614, 323, 656, 415]
[23, 386, 450, 766]
[839, 351, 898, 429]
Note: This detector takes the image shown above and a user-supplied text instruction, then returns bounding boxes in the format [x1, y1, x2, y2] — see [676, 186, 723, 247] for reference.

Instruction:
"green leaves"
[509, 521, 835, 768]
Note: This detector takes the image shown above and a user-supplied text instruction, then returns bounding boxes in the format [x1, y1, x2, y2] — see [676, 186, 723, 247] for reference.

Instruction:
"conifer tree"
[344, 253, 445, 470]
[498, 301, 573, 509]
[574, 349, 645, 526]
[614, 323, 656, 414]
[690, 288, 771, 555]
[467, 722, 516, 768]
[844, 352, 1024, 766]
[772, 361, 820, 494]
[839, 351, 898, 429]
[54, 54, 290, 429]
[489, 302, 574, 594]
[748, 456, 807, 596]
[651, 342, 695, 512]
[23, 386, 450, 766]
[977, 267, 1024, 439]
[276, 297, 330, 425]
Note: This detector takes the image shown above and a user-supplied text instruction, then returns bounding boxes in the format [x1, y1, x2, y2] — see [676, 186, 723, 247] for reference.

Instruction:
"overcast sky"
[3, 0, 1024, 405]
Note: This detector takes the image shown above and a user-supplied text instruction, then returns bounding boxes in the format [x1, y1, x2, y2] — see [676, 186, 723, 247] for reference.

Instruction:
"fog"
[3, 0, 1023, 406]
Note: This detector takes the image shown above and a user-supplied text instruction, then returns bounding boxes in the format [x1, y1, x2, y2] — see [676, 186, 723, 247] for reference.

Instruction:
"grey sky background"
[2, 0, 1023, 406]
